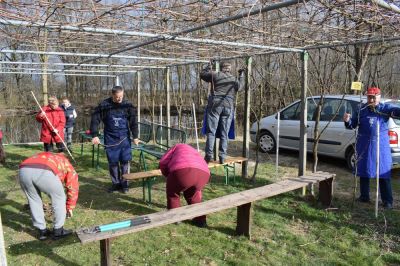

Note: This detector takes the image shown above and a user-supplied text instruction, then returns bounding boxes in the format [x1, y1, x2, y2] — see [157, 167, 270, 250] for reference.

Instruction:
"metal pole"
[375, 118, 380, 217]
[192, 103, 200, 151]
[165, 67, 171, 146]
[299, 51, 308, 177]
[137, 72, 141, 123]
[276, 111, 280, 179]
[115, 76, 120, 86]
[0, 49, 206, 63]
[0, 213, 7, 266]
[242, 57, 252, 179]
[0, 18, 303, 52]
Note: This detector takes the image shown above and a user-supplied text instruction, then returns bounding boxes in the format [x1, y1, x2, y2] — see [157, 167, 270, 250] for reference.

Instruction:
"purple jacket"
[159, 144, 210, 177]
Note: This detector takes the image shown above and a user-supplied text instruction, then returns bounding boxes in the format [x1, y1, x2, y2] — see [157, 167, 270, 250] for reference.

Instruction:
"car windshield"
[386, 101, 400, 125]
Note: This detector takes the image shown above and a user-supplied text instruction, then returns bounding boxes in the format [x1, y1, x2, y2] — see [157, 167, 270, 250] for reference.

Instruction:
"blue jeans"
[205, 97, 234, 160]
[64, 127, 74, 145]
[359, 177, 393, 204]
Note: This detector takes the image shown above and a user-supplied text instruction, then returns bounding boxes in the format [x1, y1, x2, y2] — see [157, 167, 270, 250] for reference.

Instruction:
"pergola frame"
[1, 0, 399, 177]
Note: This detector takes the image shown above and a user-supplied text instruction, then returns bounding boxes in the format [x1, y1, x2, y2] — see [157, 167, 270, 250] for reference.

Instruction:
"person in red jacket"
[159, 144, 210, 228]
[19, 152, 79, 240]
[35, 96, 66, 152]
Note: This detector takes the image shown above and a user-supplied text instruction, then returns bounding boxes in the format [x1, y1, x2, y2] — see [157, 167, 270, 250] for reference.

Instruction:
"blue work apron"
[104, 109, 132, 163]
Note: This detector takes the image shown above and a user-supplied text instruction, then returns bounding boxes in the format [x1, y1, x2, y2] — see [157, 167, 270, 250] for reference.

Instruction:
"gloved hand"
[66, 209, 73, 218]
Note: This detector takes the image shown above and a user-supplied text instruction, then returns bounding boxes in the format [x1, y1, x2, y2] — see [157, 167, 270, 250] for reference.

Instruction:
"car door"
[314, 98, 357, 156]
[278, 98, 318, 150]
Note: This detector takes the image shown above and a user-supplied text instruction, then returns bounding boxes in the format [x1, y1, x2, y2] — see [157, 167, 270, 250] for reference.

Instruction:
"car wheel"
[258, 132, 276, 153]
[346, 147, 355, 170]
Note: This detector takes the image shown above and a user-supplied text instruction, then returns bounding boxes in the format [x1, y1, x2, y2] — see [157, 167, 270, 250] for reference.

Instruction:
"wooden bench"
[77, 171, 335, 266]
[124, 156, 248, 202]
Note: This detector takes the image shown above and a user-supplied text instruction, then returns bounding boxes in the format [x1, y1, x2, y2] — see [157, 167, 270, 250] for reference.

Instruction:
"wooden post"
[100, 239, 111, 266]
[299, 51, 308, 177]
[299, 51, 308, 196]
[213, 61, 220, 161]
[165, 67, 171, 146]
[0, 213, 7, 266]
[242, 57, 252, 179]
[236, 202, 252, 239]
[318, 178, 334, 207]
[137, 72, 141, 124]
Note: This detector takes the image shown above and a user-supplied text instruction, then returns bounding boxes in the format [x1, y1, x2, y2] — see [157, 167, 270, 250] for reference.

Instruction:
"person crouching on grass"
[159, 144, 210, 228]
[18, 152, 79, 240]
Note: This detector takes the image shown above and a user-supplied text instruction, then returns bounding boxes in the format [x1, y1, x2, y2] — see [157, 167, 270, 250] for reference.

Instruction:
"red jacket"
[20, 152, 79, 211]
[36, 106, 66, 143]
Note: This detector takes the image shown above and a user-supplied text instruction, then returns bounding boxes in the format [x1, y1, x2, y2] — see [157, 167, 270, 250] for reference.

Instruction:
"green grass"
[1, 143, 400, 265]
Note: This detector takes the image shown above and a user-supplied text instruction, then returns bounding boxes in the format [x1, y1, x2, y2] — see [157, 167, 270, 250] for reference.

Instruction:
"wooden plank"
[236, 202, 252, 238]
[123, 156, 248, 180]
[100, 239, 111, 266]
[124, 169, 162, 180]
[78, 172, 334, 244]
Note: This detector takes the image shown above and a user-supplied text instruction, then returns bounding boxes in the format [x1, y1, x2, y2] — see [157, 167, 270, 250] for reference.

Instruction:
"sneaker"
[204, 155, 211, 164]
[38, 229, 48, 241]
[107, 184, 121, 193]
[383, 202, 393, 209]
[121, 188, 129, 194]
[192, 220, 207, 228]
[52, 227, 73, 240]
[356, 197, 371, 203]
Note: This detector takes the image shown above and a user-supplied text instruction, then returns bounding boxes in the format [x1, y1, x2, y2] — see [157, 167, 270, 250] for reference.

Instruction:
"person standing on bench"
[90, 85, 139, 193]
[18, 152, 79, 240]
[159, 144, 210, 228]
[343, 87, 400, 209]
[200, 61, 245, 164]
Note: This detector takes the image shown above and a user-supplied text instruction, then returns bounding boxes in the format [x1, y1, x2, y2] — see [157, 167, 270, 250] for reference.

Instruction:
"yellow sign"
[351, 82, 362, 91]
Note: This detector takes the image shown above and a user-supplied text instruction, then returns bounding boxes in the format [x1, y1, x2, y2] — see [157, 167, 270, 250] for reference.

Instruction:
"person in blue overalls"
[90, 86, 139, 193]
[344, 87, 400, 209]
[200, 61, 245, 164]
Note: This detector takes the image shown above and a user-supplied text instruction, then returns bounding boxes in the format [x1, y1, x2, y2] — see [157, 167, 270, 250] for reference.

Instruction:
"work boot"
[356, 197, 371, 203]
[38, 229, 48, 241]
[383, 202, 393, 210]
[107, 184, 121, 193]
[52, 227, 72, 240]
[204, 155, 211, 164]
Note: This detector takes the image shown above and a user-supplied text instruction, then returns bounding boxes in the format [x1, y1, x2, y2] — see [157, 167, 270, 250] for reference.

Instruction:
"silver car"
[250, 95, 400, 169]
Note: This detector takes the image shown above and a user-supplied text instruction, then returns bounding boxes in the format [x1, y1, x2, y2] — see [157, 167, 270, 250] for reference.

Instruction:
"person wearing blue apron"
[344, 87, 400, 209]
[90, 86, 139, 193]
